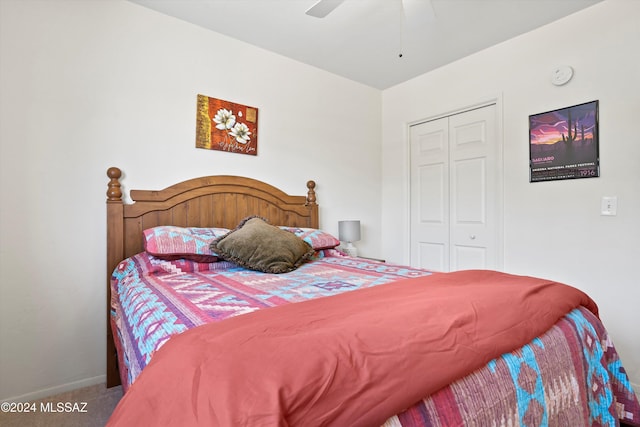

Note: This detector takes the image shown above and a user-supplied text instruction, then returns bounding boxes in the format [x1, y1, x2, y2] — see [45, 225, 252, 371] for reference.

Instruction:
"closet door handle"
[469, 235, 476, 240]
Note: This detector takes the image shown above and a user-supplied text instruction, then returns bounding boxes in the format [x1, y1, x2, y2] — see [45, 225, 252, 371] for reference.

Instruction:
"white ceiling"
[129, 0, 602, 89]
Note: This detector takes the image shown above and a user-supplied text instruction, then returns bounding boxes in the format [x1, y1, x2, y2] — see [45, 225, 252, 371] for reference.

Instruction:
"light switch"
[601, 196, 617, 216]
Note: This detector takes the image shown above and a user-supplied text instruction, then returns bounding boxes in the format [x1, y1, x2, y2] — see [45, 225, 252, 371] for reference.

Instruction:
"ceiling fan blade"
[305, 0, 345, 18]
[402, 0, 436, 23]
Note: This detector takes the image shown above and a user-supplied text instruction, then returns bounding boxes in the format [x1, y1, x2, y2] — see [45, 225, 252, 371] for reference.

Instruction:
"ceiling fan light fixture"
[305, 0, 345, 18]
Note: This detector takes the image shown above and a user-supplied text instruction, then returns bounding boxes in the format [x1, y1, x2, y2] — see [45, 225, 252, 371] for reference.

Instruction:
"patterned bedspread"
[386, 307, 639, 426]
[110, 250, 431, 388]
[110, 251, 640, 426]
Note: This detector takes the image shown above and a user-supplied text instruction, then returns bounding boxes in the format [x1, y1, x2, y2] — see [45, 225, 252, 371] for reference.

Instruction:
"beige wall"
[381, 0, 640, 389]
[0, 0, 381, 401]
[2, 0, 638, 403]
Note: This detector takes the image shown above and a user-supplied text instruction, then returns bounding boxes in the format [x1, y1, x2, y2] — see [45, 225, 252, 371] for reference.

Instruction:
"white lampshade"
[338, 220, 361, 243]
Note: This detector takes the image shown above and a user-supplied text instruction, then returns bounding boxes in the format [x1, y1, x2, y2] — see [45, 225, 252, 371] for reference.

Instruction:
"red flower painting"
[196, 94, 258, 156]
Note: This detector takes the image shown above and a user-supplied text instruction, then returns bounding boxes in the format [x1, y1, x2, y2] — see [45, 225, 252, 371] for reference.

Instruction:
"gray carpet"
[0, 383, 122, 427]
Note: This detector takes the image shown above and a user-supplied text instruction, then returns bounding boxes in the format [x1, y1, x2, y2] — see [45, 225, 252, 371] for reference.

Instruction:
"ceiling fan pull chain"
[399, 0, 405, 58]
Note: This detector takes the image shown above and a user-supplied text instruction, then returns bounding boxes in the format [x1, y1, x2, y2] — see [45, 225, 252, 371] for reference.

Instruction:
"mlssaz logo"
[39, 402, 88, 413]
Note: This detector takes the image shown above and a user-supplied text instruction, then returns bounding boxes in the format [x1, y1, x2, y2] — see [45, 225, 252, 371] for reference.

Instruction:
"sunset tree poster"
[529, 100, 599, 182]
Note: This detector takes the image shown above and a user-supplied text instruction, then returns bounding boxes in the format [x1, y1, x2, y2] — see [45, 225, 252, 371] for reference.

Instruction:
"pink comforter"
[107, 270, 597, 427]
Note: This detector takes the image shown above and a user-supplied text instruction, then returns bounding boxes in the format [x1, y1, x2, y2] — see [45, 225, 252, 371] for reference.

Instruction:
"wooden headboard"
[105, 167, 319, 387]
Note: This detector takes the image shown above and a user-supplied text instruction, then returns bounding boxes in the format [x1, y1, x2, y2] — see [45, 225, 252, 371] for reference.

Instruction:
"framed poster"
[196, 94, 258, 156]
[529, 100, 599, 182]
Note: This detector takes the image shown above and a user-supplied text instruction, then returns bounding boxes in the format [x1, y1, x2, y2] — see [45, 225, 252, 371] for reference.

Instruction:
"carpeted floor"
[0, 383, 122, 427]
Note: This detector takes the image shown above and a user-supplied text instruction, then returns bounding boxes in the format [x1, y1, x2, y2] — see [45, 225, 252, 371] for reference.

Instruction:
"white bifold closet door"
[410, 104, 501, 272]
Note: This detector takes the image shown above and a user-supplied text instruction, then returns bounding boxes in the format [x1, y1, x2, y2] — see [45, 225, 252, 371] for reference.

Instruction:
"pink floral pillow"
[143, 226, 229, 262]
[279, 227, 340, 250]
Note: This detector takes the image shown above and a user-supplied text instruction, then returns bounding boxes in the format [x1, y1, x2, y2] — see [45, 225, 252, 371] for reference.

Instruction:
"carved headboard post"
[305, 180, 319, 228]
[106, 167, 122, 202]
[106, 167, 124, 272]
[305, 180, 316, 206]
[106, 167, 124, 387]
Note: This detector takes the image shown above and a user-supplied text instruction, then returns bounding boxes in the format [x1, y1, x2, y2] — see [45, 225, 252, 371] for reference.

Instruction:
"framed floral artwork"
[196, 94, 258, 155]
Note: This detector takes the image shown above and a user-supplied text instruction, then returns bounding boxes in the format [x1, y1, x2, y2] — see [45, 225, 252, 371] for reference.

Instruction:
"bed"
[105, 167, 640, 426]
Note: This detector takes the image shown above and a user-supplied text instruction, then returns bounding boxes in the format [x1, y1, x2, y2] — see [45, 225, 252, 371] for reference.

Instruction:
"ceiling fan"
[305, 0, 345, 18]
[305, 0, 435, 20]
[306, 0, 436, 58]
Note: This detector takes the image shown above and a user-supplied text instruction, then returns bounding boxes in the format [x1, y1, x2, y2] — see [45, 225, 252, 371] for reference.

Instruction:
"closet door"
[410, 104, 500, 272]
[410, 117, 450, 270]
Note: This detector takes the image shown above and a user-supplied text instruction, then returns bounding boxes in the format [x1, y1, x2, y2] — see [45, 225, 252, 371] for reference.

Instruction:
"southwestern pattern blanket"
[107, 252, 640, 426]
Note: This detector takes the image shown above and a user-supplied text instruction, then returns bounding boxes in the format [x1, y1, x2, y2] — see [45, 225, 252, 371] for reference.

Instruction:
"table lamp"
[338, 220, 361, 257]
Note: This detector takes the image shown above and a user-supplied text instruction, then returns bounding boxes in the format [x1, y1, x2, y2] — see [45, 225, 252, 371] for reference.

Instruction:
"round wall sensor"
[551, 66, 574, 86]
